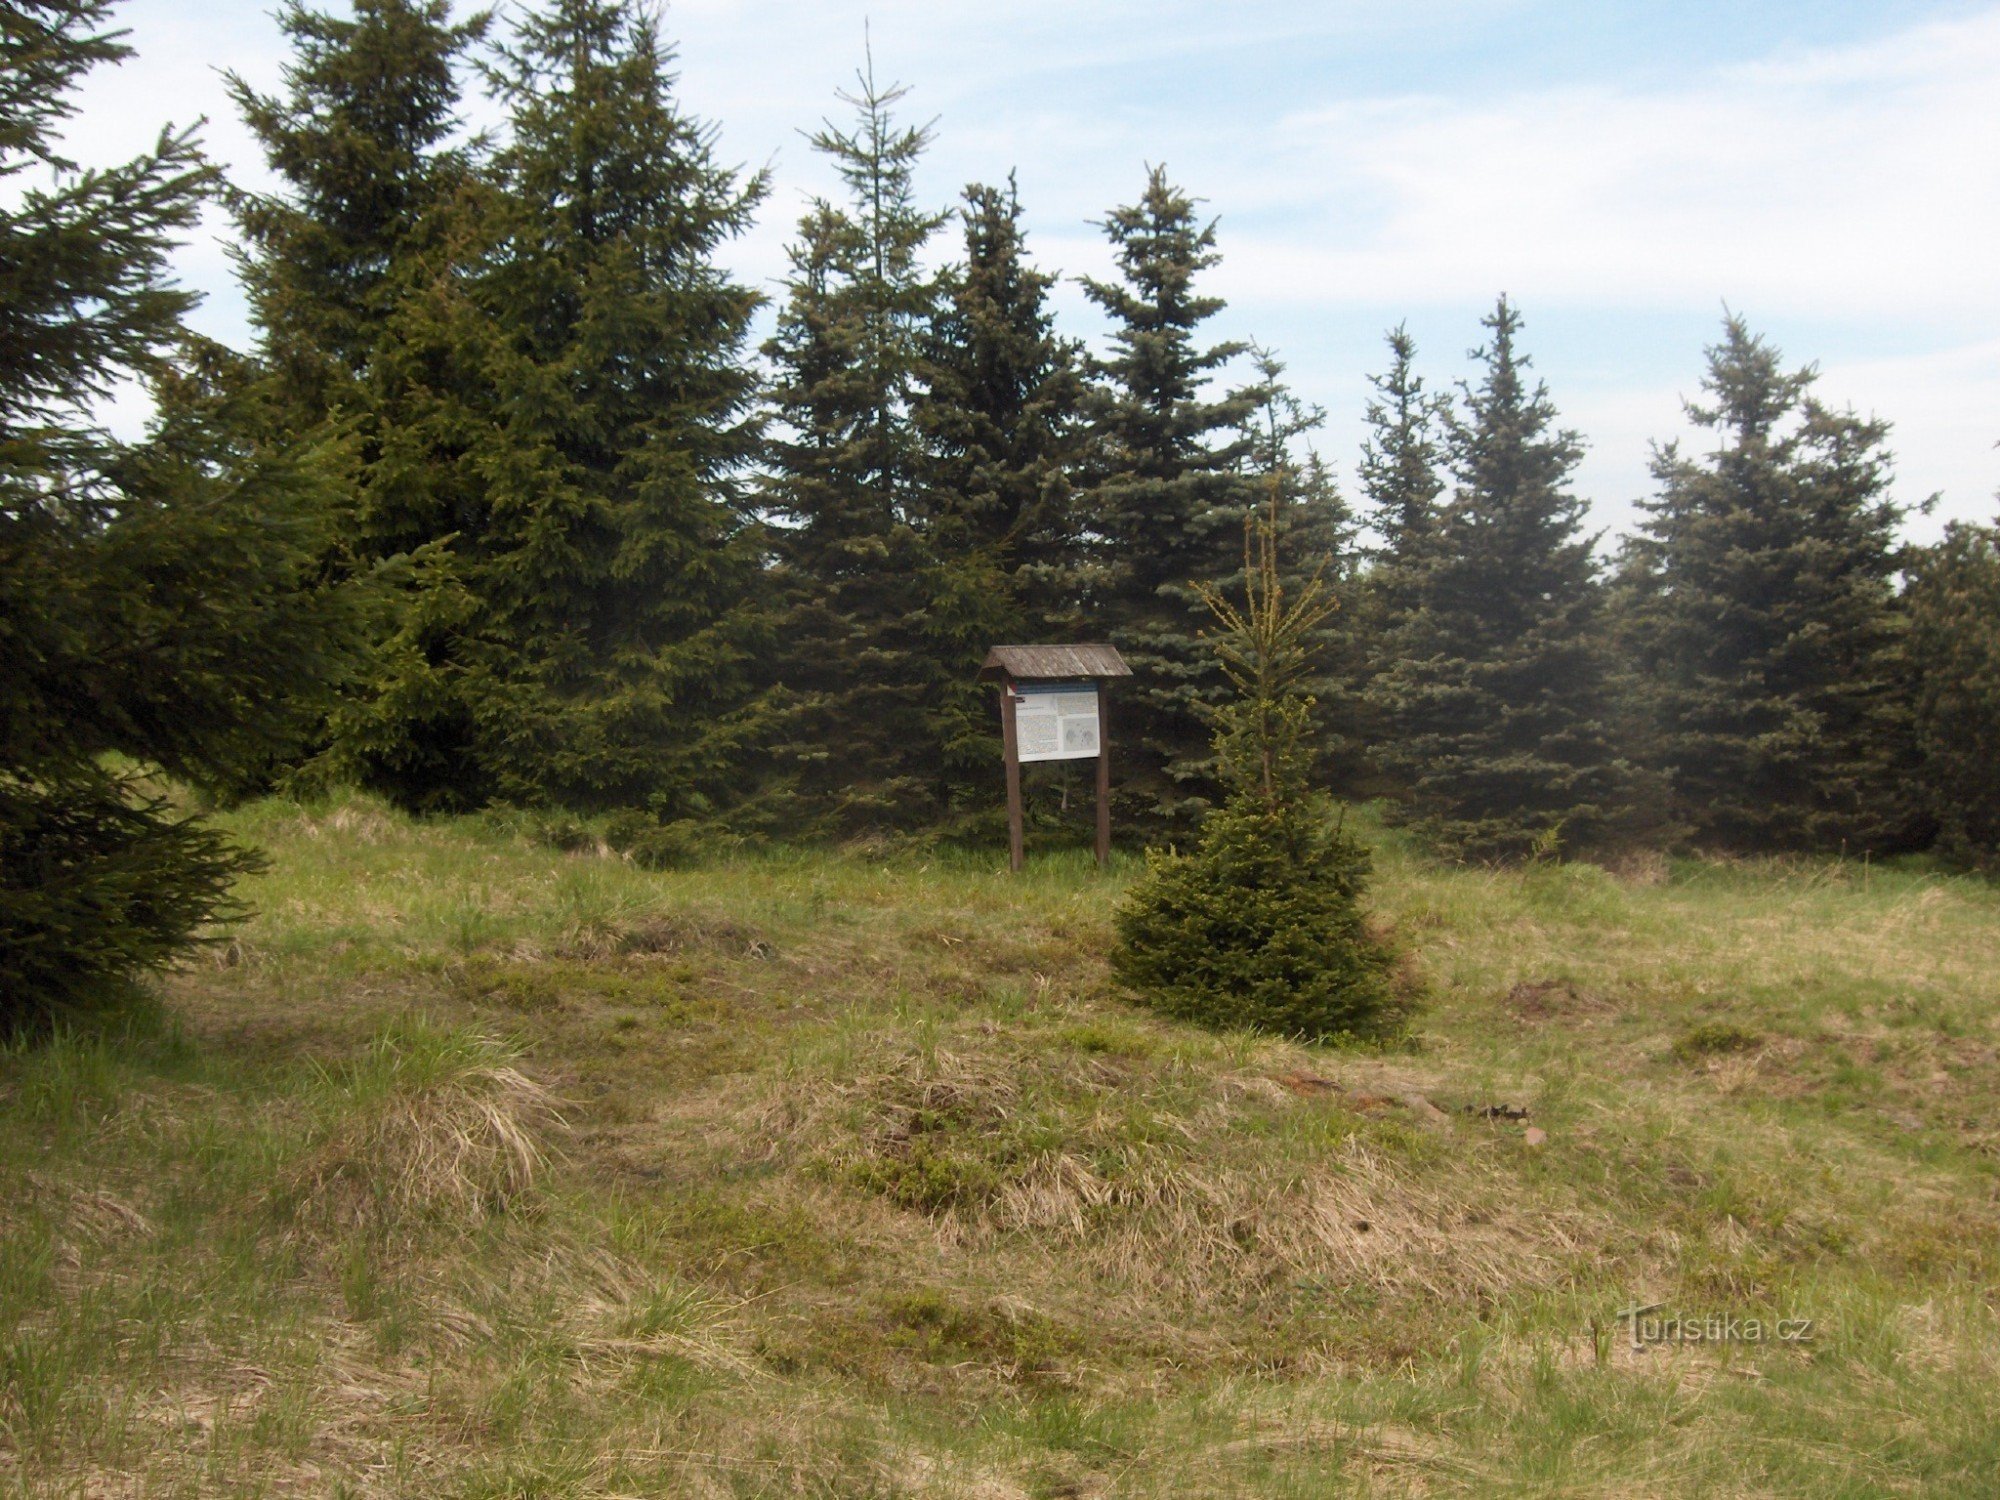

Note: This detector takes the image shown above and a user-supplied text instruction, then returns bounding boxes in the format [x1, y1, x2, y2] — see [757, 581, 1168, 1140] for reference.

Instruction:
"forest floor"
[4, 794, 1999, 1497]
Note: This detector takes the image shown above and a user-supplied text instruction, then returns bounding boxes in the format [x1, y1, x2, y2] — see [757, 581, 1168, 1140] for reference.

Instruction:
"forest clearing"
[9, 3, 2000, 1492]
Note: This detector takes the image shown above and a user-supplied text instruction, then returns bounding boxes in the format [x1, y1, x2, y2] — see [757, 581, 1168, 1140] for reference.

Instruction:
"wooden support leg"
[1001, 684, 1024, 873]
[1095, 690, 1111, 870]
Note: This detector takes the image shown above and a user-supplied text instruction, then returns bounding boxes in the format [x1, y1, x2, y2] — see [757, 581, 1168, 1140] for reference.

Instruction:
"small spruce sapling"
[1111, 494, 1405, 1042]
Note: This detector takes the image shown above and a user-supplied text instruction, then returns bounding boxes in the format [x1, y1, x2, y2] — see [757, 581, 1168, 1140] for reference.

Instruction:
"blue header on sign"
[1014, 679, 1097, 695]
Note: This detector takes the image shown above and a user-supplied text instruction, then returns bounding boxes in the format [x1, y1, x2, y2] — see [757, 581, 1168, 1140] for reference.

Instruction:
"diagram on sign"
[1014, 687, 1100, 763]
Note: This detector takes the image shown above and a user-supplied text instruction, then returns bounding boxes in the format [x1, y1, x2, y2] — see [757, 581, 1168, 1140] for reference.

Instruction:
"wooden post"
[1094, 684, 1111, 870]
[1000, 680, 1025, 873]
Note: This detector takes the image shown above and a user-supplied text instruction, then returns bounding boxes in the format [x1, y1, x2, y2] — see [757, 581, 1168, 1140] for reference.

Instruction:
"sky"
[58, 0, 2000, 541]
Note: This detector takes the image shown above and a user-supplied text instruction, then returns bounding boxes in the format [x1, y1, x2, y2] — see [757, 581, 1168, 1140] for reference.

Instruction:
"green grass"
[3, 792, 1999, 1495]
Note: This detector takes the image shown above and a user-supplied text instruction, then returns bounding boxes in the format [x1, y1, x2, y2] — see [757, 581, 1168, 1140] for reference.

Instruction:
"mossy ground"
[3, 794, 1997, 1496]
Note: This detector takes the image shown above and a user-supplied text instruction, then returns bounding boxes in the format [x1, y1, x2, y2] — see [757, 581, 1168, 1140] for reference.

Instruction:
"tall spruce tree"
[1373, 297, 1650, 860]
[458, 0, 772, 815]
[230, 0, 498, 811]
[916, 176, 1088, 816]
[1617, 317, 1917, 853]
[919, 176, 1085, 622]
[1356, 324, 1449, 653]
[1353, 326, 1450, 798]
[1079, 166, 1256, 832]
[227, 0, 489, 435]
[316, 211, 505, 812]
[761, 58, 948, 831]
[2, 1, 364, 1028]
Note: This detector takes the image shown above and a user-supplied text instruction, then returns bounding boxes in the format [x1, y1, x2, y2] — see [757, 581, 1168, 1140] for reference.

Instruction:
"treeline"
[226, 0, 1295, 842]
[7, 0, 2000, 1027]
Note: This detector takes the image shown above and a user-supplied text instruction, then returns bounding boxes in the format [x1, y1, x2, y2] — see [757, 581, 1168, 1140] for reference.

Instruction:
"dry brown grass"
[282, 1021, 563, 1233]
[774, 1035, 1598, 1325]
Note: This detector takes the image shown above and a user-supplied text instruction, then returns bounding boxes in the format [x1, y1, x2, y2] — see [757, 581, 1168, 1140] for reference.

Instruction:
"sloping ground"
[3, 795, 1998, 1497]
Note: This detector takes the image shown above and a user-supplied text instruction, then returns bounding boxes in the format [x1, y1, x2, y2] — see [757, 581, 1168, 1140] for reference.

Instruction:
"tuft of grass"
[281, 1016, 562, 1235]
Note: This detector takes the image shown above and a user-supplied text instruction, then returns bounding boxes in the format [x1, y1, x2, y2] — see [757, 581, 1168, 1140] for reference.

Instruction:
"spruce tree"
[299, 0, 768, 816]
[1374, 297, 1650, 860]
[316, 242, 505, 812]
[761, 58, 948, 831]
[227, 0, 489, 435]
[1079, 166, 1256, 832]
[457, 0, 772, 815]
[2, 1, 364, 1029]
[1356, 324, 1449, 654]
[1907, 520, 2000, 866]
[916, 175, 1088, 816]
[1112, 504, 1401, 1041]
[1352, 326, 1450, 799]
[1618, 317, 1917, 853]
[229, 0, 499, 811]
[919, 175, 1085, 622]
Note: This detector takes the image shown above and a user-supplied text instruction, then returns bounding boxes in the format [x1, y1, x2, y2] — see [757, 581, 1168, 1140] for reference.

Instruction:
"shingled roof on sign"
[979, 644, 1132, 682]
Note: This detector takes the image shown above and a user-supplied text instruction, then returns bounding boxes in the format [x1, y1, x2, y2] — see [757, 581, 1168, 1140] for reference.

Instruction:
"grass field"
[4, 794, 1999, 1497]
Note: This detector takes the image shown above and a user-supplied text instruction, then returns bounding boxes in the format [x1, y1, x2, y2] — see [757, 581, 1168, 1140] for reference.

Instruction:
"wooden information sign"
[979, 645, 1132, 872]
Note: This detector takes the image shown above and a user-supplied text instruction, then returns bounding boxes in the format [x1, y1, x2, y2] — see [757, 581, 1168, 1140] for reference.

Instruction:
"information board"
[1014, 685, 1100, 763]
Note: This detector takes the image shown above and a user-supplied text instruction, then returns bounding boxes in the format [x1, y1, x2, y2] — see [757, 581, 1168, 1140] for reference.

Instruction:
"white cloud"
[1231, 9, 2000, 319]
